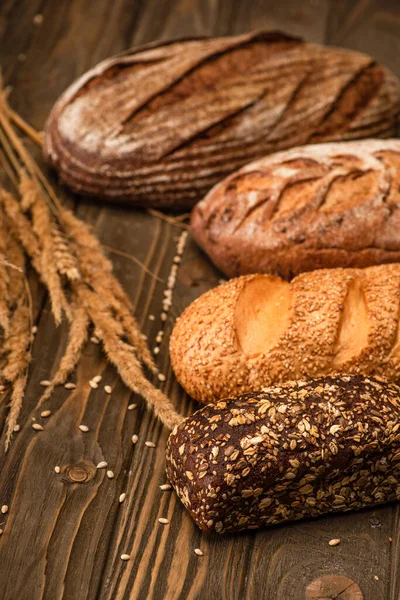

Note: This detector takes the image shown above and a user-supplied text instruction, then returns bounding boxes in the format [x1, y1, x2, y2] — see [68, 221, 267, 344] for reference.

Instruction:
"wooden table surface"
[1, 1, 400, 599]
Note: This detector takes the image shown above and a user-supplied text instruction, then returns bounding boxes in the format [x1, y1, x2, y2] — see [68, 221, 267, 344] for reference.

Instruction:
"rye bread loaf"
[166, 375, 400, 533]
[43, 32, 400, 210]
[191, 139, 400, 279]
[170, 264, 400, 402]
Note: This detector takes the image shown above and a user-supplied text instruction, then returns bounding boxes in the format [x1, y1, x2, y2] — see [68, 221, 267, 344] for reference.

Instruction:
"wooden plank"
[0, 1, 399, 599]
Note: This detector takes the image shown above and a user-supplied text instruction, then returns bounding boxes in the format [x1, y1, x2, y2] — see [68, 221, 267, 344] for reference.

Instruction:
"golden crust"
[170, 263, 400, 402]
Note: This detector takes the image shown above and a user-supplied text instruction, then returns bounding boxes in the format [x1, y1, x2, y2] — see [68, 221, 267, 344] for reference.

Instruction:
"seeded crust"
[169, 263, 400, 403]
[191, 140, 400, 278]
[43, 32, 400, 210]
[166, 375, 400, 533]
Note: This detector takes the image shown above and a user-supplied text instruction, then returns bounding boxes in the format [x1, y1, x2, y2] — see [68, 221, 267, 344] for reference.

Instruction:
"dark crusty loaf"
[166, 375, 400, 533]
[191, 139, 400, 279]
[43, 32, 400, 210]
[170, 264, 400, 403]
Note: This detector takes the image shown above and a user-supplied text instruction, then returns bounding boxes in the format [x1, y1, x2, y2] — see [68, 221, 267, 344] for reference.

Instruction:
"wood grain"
[0, 1, 399, 599]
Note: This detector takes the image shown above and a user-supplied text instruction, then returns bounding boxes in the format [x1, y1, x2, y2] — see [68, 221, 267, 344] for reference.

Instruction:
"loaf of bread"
[43, 32, 400, 210]
[170, 264, 400, 402]
[191, 139, 400, 279]
[166, 375, 400, 533]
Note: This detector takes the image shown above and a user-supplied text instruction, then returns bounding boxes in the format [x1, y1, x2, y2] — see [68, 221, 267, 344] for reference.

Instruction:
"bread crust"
[166, 375, 400, 533]
[191, 140, 400, 278]
[43, 33, 400, 210]
[170, 264, 400, 402]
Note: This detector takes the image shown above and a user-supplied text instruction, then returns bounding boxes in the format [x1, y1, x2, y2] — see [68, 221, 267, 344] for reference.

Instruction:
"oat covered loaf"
[191, 139, 400, 279]
[170, 263, 400, 403]
[43, 31, 400, 210]
[166, 375, 400, 533]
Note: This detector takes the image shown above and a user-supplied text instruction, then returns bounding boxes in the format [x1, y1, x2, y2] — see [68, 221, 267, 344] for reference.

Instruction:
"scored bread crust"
[191, 139, 400, 278]
[169, 263, 400, 402]
[43, 32, 400, 210]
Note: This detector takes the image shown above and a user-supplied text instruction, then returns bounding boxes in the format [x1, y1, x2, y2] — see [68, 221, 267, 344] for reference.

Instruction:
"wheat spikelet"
[4, 373, 27, 450]
[38, 299, 89, 405]
[61, 208, 155, 370]
[2, 296, 31, 382]
[51, 222, 80, 281]
[0, 187, 42, 271]
[78, 285, 182, 430]
[20, 171, 70, 324]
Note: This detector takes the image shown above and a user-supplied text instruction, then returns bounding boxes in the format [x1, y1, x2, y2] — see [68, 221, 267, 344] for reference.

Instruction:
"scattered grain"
[374, 575, 379, 581]
[104, 385, 112, 394]
[128, 403, 137, 411]
[328, 539, 341, 547]
[107, 470, 114, 479]
[90, 336, 100, 344]
[79, 424, 89, 432]
[389, 537, 393, 543]
[89, 380, 98, 389]
[64, 382, 76, 389]
[97, 461, 108, 469]
[32, 423, 43, 431]
[153, 347, 160, 355]
[31, 325, 38, 334]
[13, 425, 20, 432]
[33, 13, 43, 25]
[40, 410, 51, 418]
[93, 375, 102, 383]
[160, 484, 172, 491]
[40, 380, 51, 387]
[158, 517, 169, 524]
[160, 312, 167, 322]
[148, 314, 155, 321]
[158, 373, 166, 382]
[132, 434, 138, 444]
[145, 441, 155, 448]
[1, 505, 8, 514]
[194, 548, 203, 556]
[0, 529, 3, 535]
[54, 466, 60, 473]
[121, 554, 130, 561]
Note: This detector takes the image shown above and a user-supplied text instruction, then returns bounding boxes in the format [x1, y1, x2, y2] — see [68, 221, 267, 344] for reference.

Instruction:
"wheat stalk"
[0, 79, 184, 450]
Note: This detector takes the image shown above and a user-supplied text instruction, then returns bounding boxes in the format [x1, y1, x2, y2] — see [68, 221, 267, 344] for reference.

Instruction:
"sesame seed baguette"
[170, 263, 400, 403]
[166, 375, 400, 534]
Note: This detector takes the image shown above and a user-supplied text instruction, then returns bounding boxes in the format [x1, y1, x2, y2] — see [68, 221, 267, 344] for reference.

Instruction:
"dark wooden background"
[0, 1, 400, 599]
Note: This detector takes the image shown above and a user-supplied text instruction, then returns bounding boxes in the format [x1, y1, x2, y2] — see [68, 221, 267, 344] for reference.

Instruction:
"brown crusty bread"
[166, 375, 400, 533]
[43, 32, 400, 210]
[191, 139, 400, 279]
[170, 264, 400, 402]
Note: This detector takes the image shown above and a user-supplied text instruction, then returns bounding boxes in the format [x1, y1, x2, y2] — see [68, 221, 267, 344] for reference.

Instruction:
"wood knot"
[65, 461, 95, 483]
[305, 575, 363, 600]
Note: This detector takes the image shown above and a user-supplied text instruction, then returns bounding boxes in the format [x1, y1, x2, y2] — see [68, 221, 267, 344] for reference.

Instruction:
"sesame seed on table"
[0, 1, 399, 600]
